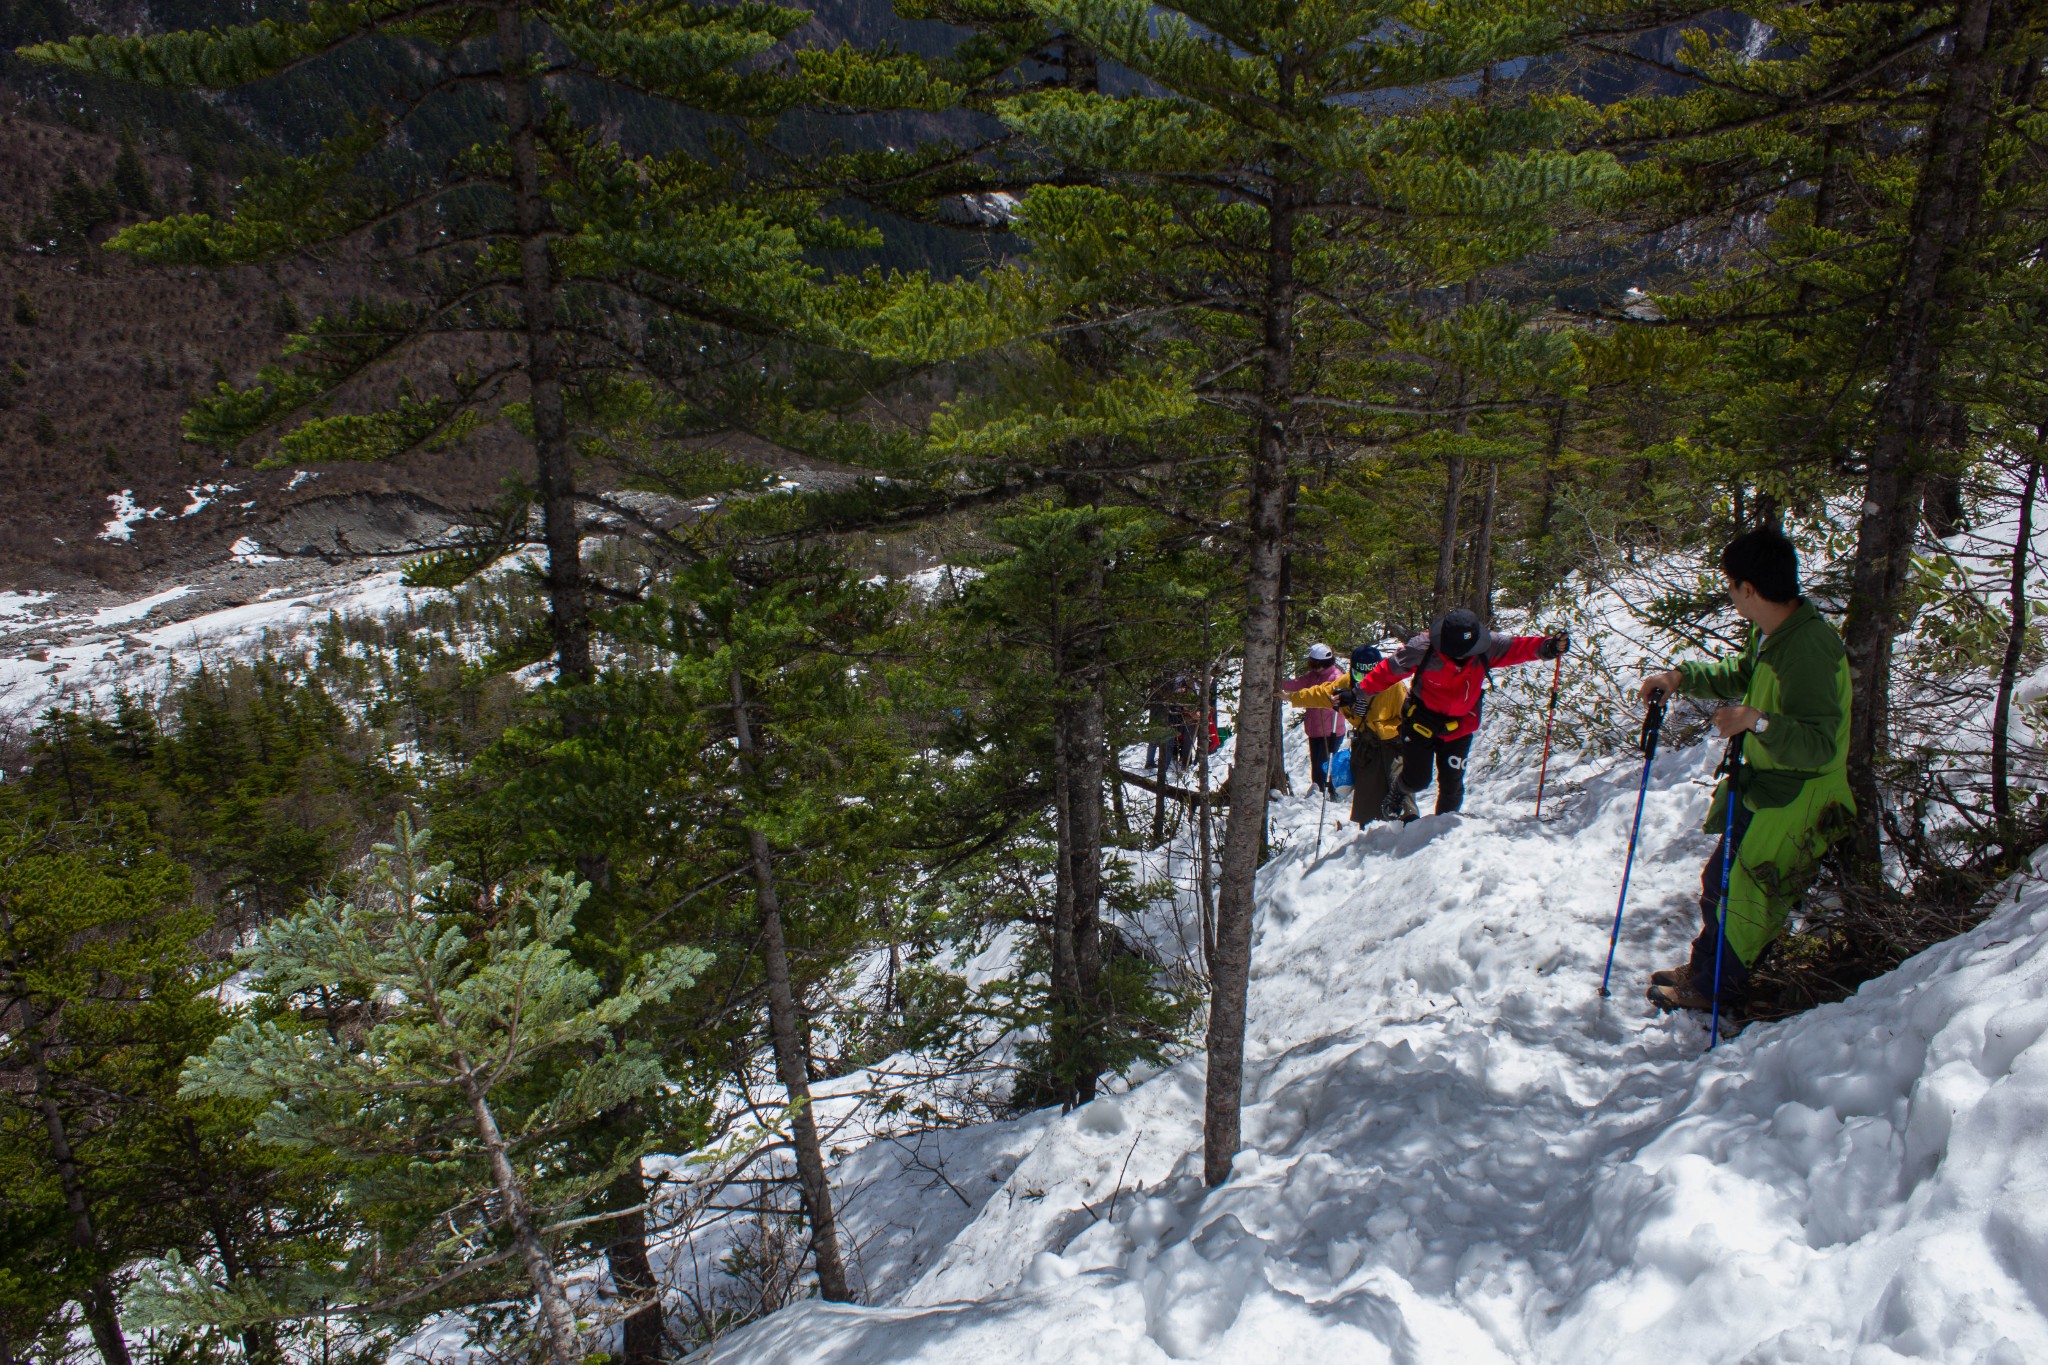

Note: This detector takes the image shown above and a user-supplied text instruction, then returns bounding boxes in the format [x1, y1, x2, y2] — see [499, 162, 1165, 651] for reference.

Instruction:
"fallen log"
[1116, 767, 1227, 808]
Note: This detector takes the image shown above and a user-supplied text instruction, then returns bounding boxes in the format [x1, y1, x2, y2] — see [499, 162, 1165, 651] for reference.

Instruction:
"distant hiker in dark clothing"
[1289, 644, 1409, 825]
[1143, 676, 1180, 773]
[1344, 610, 1567, 818]
[1636, 527, 1854, 1014]
[1281, 642, 1348, 793]
[1145, 674, 1197, 776]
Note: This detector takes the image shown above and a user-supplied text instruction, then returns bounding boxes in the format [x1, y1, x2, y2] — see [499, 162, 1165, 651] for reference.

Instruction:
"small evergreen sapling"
[151, 817, 712, 1365]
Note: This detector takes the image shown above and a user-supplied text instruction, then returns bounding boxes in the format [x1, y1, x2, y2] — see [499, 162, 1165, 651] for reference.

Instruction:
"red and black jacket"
[1354, 626, 1547, 737]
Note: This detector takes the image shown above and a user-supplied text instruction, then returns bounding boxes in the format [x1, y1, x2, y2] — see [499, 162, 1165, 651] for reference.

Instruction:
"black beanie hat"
[1350, 644, 1382, 671]
[1434, 609, 1484, 661]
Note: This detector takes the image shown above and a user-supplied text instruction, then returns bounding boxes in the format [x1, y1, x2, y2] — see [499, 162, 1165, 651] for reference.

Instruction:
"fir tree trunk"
[451, 1058, 583, 1365]
[1992, 455, 2039, 851]
[1925, 403, 1971, 539]
[606, 1154, 665, 1365]
[1041, 527, 1110, 1107]
[1205, 166, 1295, 1188]
[1048, 705, 1083, 1101]
[1070, 542, 1109, 1105]
[497, 8, 589, 687]
[1194, 661, 1218, 974]
[1841, 0, 2003, 869]
[1925, 475, 1968, 540]
[728, 670, 853, 1302]
[1433, 453, 1464, 613]
[1535, 399, 1569, 575]
[1047, 603, 1083, 1094]
[19, 1009, 132, 1365]
[1468, 460, 1500, 623]
[183, 1122, 280, 1365]
[1267, 500, 1296, 800]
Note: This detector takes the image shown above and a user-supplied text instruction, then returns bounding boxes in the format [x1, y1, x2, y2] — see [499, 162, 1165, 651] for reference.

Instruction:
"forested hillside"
[0, 0, 969, 582]
[3, 1, 2046, 1363]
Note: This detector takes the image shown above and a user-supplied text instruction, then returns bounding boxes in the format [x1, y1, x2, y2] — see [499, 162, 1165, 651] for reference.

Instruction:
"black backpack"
[1397, 643, 1490, 740]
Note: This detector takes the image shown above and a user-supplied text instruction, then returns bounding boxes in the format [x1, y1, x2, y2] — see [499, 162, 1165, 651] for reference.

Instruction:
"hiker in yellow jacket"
[1289, 644, 1411, 826]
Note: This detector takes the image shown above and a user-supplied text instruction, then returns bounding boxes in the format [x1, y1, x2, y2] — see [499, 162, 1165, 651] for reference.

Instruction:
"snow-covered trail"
[704, 728, 2048, 1364]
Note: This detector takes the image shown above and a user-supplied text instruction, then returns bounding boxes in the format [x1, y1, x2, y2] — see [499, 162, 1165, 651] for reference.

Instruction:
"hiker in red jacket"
[1351, 609, 1569, 818]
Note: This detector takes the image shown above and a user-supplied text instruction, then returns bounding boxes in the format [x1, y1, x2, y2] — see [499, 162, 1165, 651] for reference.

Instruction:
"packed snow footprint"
[706, 731, 2048, 1364]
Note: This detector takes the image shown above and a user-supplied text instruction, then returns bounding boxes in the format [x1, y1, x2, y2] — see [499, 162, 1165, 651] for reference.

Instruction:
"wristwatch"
[1751, 713, 1770, 735]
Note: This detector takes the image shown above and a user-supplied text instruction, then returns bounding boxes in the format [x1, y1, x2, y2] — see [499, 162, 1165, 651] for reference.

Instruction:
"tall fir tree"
[0, 816, 201, 1365]
[1596, 0, 2048, 873]
[879, 0, 1633, 1185]
[22, 0, 955, 685]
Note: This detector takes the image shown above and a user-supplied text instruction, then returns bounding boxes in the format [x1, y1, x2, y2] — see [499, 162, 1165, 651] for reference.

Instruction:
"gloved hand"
[1333, 686, 1360, 712]
[1538, 630, 1570, 660]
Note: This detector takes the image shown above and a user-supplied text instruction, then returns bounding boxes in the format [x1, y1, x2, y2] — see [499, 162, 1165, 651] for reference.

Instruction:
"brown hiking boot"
[1647, 981, 1715, 1013]
[1648, 964, 1690, 990]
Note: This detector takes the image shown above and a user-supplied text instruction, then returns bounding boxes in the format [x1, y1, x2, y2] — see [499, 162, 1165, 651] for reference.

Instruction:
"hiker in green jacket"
[1635, 526, 1855, 1013]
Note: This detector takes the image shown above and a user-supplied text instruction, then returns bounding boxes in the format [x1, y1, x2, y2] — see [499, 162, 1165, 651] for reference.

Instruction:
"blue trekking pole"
[1709, 736, 1742, 1048]
[1600, 688, 1668, 997]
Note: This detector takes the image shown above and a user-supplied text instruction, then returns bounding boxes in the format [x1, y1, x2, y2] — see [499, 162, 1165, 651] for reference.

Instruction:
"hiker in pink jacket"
[1282, 643, 1349, 793]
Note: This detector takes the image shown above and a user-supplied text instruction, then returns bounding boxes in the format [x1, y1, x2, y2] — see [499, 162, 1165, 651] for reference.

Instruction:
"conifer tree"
[109, 128, 156, 216]
[22, 2, 954, 684]
[148, 817, 712, 1365]
[1598, 1, 2048, 870]
[449, 543, 918, 1310]
[0, 816, 201, 1365]
[648, 550, 914, 1302]
[946, 502, 1207, 1108]
[880, 0, 1628, 1185]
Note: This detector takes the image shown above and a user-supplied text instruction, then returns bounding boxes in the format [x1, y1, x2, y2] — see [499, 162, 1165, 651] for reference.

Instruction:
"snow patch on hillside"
[91, 585, 194, 627]
[0, 570, 447, 720]
[98, 489, 165, 541]
[698, 721, 2048, 1364]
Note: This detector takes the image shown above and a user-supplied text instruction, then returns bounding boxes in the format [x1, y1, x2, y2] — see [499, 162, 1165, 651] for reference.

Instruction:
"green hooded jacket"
[1674, 599, 1856, 964]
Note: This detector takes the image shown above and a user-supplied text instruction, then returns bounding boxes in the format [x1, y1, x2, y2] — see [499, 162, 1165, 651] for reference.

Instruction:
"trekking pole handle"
[1639, 688, 1668, 759]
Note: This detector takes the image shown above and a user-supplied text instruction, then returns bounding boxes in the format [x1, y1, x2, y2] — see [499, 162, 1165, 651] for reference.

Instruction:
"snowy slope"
[699, 724, 2048, 1365]
[0, 568, 449, 721]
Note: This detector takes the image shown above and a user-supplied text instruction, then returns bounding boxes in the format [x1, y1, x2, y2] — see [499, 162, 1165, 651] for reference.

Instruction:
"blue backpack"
[1326, 747, 1353, 791]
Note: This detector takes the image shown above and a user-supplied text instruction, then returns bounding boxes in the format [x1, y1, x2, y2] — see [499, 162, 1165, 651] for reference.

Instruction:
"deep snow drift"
[699, 727, 2048, 1364]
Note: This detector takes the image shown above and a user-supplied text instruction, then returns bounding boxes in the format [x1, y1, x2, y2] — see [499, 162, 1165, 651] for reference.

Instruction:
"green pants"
[1704, 774, 1855, 966]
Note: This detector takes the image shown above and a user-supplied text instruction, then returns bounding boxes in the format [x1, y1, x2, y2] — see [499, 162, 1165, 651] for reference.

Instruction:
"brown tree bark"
[1534, 399, 1569, 574]
[1841, 0, 2005, 868]
[451, 1055, 584, 1365]
[1049, 645, 1081, 1061]
[1068, 539, 1109, 1105]
[1267, 485, 1298, 800]
[1195, 660, 1218, 975]
[1204, 154, 1295, 1187]
[1991, 456, 2040, 851]
[182, 1122, 281, 1365]
[1042, 520, 1110, 1108]
[728, 670, 853, 1302]
[606, 1154, 666, 1365]
[1433, 452, 1464, 613]
[497, 8, 589, 687]
[1468, 460, 1500, 623]
[19, 1005, 132, 1365]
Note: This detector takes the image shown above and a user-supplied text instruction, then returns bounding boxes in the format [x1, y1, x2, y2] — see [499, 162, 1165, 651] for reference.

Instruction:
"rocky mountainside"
[0, 0, 968, 592]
